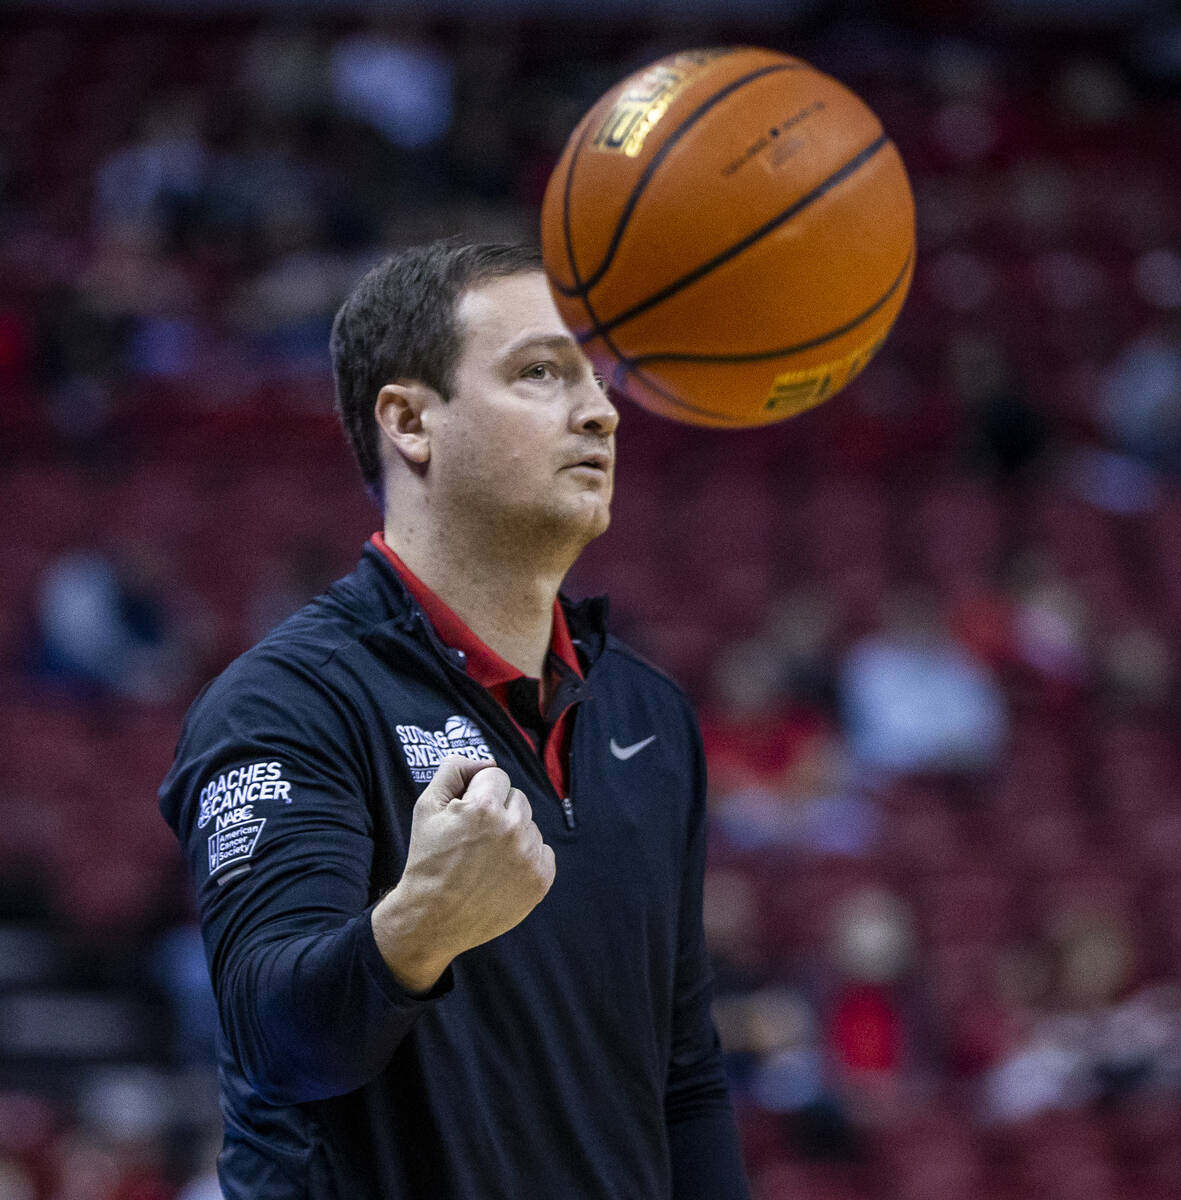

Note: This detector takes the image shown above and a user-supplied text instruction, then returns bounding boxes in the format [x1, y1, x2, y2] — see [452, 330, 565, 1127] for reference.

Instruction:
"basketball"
[541, 47, 916, 428]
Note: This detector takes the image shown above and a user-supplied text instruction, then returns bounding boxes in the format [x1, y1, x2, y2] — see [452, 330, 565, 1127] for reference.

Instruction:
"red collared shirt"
[370, 533, 582, 797]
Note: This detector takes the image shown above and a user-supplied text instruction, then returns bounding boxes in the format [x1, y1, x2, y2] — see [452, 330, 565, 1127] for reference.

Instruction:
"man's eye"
[593, 374, 607, 393]
[522, 363, 556, 381]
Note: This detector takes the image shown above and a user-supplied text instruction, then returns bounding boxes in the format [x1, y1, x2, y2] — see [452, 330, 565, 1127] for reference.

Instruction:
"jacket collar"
[369, 533, 583, 687]
[356, 540, 609, 672]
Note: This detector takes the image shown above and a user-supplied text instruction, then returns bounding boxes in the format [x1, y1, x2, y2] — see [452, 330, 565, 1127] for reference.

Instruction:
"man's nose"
[572, 376, 620, 437]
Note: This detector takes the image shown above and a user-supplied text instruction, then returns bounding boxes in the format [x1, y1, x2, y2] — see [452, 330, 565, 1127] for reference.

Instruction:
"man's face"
[425, 271, 619, 553]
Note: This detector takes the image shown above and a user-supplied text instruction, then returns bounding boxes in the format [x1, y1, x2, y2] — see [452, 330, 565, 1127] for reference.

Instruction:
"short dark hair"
[330, 239, 544, 500]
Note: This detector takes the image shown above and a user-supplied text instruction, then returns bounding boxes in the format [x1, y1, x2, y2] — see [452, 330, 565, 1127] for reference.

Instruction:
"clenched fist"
[372, 756, 556, 994]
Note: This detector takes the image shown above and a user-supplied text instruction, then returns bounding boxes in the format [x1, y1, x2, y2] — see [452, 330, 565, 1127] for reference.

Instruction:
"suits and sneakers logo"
[396, 715, 494, 783]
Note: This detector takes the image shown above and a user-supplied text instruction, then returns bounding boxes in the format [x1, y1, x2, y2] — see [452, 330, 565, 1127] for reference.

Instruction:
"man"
[160, 240, 750, 1199]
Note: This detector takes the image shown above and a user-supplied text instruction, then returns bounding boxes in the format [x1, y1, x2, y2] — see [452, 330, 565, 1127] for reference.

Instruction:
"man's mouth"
[565, 452, 611, 472]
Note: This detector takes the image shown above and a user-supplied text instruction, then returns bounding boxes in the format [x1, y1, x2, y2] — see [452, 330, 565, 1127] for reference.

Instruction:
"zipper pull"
[561, 796, 576, 830]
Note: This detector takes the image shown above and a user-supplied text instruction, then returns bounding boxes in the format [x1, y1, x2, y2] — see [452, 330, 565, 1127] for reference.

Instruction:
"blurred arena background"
[3, 0, 1181, 1197]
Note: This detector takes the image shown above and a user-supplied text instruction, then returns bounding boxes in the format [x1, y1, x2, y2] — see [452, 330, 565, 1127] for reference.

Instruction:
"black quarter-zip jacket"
[159, 541, 749, 1199]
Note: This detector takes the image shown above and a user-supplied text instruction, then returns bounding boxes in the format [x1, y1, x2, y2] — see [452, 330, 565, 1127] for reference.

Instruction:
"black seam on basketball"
[619, 360, 755, 425]
[560, 117, 596, 295]
[584, 133, 891, 341]
[549, 61, 805, 300]
[557, 103, 646, 404]
[556, 119, 635, 387]
[628, 249, 913, 367]
[613, 251, 911, 424]
[592, 318, 727, 422]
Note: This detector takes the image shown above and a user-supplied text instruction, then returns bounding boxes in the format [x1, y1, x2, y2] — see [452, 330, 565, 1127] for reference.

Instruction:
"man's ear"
[375, 381, 437, 466]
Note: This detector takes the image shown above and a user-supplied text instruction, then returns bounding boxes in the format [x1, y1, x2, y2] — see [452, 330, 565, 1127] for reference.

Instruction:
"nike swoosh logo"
[610, 735, 656, 761]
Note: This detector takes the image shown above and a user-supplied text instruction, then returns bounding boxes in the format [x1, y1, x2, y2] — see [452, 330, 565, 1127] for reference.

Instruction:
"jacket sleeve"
[158, 651, 448, 1105]
[665, 710, 751, 1200]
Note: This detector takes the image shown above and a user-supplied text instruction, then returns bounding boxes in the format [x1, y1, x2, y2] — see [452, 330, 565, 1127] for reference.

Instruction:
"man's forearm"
[371, 881, 454, 995]
[219, 908, 448, 1105]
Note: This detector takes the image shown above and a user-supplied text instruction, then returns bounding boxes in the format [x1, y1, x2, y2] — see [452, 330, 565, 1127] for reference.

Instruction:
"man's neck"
[384, 522, 569, 679]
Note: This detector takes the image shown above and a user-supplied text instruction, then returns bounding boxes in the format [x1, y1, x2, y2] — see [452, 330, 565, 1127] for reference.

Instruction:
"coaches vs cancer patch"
[209, 817, 266, 875]
[197, 759, 295, 876]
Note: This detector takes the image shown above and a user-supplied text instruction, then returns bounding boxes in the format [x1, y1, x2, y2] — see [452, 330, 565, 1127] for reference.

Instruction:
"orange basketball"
[541, 47, 915, 428]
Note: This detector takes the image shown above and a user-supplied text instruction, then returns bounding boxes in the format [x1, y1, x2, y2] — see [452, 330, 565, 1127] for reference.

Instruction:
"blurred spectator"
[1099, 317, 1181, 474]
[1008, 551, 1091, 693]
[704, 868, 772, 997]
[39, 218, 202, 407]
[329, 29, 453, 150]
[701, 637, 827, 795]
[981, 1012, 1093, 1123]
[1090, 984, 1181, 1103]
[976, 897, 1170, 1122]
[785, 734, 880, 858]
[232, 235, 346, 375]
[699, 637, 867, 850]
[35, 545, 194, 702]
[839, 589, 1009, 775]
[1062, 445, 1160, 517]
[151, 924, 218, 1065]
[824, 887, 917, 1123]
[93, 96, 207, 231]
[943, 332, 1049, 481]
[35, 282, 125, 436]
[828, 982, 907, 1081]
[762, 587, 840, 716]
[829, 888, 916, 991]
[88, 222, 201, 382]
[199, 121, 322, 260]
[1049, 904, 1134, 1012]
[713, 981, 860, 1166]
[744, 987, 826, 1117]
